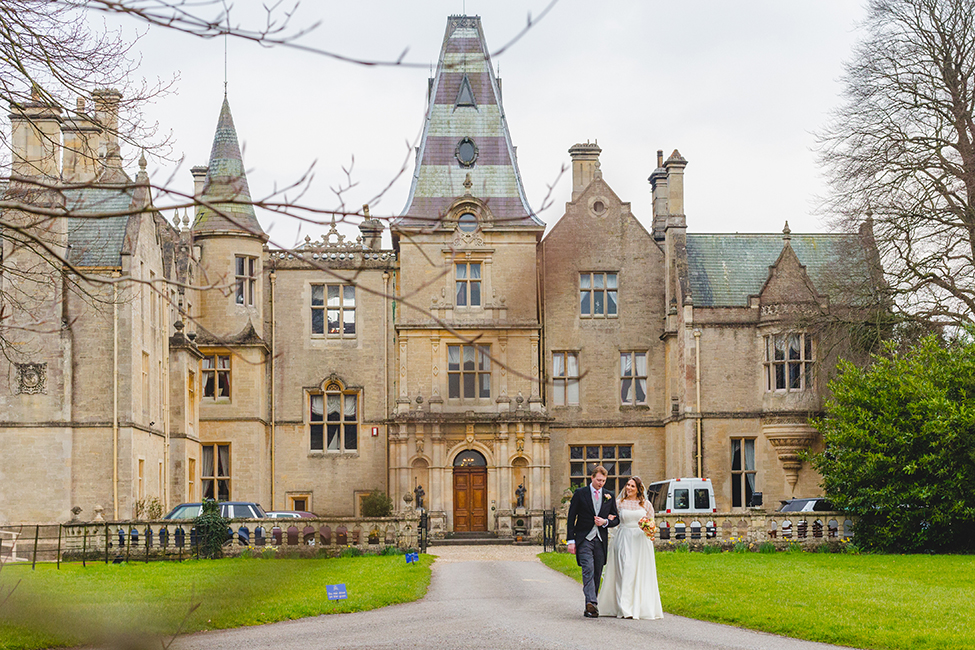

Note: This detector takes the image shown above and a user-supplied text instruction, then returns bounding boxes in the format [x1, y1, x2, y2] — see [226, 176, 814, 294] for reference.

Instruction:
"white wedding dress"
[598, 499, 663, 620]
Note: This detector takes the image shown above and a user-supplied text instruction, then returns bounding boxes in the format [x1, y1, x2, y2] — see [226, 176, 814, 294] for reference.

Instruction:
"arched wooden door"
[453, 450, 488, 532]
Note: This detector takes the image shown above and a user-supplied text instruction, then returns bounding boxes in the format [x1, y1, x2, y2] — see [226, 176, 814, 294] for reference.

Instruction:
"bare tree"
[818, 0, 975, 327]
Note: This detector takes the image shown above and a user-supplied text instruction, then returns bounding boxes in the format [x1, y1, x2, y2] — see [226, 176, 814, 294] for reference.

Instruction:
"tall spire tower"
[396, 15, 542, 230]
[193, 97, 265, 238]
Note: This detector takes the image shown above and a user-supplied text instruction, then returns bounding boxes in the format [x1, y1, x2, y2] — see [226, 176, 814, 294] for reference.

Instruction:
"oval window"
[456, 137, 478, 167]
[458, 212, 478, 232]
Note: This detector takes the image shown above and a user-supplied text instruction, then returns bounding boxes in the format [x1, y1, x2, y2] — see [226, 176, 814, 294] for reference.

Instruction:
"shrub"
[701, 543, 722, 554]
[134, 496, 163, 520]
[361, 490, 393, 517]
[194, 499, 230, 559]
[340, 546, 363, 558]
[758, 541, 777, 554]
[812, 335, 975, 552]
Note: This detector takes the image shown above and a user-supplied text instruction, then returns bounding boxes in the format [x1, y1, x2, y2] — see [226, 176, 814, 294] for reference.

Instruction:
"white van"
[645, 478, 717, 514]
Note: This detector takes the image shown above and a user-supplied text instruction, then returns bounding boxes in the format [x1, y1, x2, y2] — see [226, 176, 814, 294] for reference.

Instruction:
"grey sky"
[124, 0, 867, 249]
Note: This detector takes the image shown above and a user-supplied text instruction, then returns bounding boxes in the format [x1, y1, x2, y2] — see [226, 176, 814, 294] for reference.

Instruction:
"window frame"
[202, 353, 232, 400]
[568, 444, 633, 494]
[619, 351, 648, 405]
[455, 262, 482, 308]
[235, 255, 257, 306]
[551, 351, 580, 406]
[579, 271, 618, 318]
[311, 283, 357, 338]
[201, 443, 231, 501]
[310, 383, 359, 453]
[447, 343, 491, 400]
[764, 333, 814, 392]
[731, 438, 757, 509]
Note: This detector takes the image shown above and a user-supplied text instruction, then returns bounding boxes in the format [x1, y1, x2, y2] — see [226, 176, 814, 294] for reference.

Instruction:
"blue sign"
[406, 552, 419, 564]
[326, 583, 347, 600]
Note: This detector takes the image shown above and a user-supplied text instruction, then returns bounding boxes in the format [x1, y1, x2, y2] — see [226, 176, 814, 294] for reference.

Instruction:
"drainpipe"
[383, 271, 390, 498]
[113, 272, 120, 520]
[694, 329, 702, 478]
[269, 270, 276, 511]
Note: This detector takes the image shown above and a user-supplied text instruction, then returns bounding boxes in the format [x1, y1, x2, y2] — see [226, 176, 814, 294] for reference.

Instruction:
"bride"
[598, 476, 663, 620]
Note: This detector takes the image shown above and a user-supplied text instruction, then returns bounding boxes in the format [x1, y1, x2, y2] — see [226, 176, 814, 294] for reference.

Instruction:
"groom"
[566, 465, 620, 618]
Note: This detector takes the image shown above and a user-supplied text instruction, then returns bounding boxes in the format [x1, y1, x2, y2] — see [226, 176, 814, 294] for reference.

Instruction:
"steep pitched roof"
[396, 15, 542, 229]
[192, 96, 265, 238]
[686, 233, 869, 307]
[64, 153, 161, 267]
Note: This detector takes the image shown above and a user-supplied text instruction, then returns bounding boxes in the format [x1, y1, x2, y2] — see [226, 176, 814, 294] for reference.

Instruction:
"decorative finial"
[594, 160, 602, 179]
[363, 204, 370, 218]
[783, 221, 792, 243]
[173, 212, 180, 227]
[138, 150, 147, 171]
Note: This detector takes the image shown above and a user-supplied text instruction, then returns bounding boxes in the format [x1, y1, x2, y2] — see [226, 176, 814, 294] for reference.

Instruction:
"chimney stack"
[649, 149, 668, 240]
[664, 150, 688, 219]
[568, 141, 602, 201]
[62, 97, 103, 183]
[10, 87, 63, 179]
[358, 205, 384, 251]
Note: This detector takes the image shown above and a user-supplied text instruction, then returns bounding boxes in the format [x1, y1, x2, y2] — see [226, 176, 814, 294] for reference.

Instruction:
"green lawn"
[539, 551, 975, 650]
[0, 554, 433, 650]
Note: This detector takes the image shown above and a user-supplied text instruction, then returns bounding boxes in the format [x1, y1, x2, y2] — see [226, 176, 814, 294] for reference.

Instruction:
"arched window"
[310, 381, 358, 452]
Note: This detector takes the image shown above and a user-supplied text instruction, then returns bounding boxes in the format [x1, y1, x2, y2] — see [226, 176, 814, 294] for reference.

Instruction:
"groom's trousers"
[578, 536, 606, 605]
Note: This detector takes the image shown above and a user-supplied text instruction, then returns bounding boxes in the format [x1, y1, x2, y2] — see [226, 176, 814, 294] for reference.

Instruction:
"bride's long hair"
[618, 476, 646, 507]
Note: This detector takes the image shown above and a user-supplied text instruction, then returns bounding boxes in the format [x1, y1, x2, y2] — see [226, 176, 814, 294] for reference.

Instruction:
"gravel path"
[171, 545, 856, 650]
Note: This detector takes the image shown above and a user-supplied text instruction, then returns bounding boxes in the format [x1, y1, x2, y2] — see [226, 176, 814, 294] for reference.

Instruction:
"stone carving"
[16, 362, 47, 395]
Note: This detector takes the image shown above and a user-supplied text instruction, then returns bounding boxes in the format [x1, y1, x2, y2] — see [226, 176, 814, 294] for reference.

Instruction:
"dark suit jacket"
[565, 484, 621, 566]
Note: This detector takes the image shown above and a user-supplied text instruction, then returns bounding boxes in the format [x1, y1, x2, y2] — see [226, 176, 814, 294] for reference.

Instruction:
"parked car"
[777, 497, 834, 512]
[265, 510, 318, 519]
[163, 501, 268, 519]
[645, 477, 717, 514]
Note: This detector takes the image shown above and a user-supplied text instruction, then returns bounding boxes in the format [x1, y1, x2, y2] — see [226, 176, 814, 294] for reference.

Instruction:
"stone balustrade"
[554, 510, 855, 547]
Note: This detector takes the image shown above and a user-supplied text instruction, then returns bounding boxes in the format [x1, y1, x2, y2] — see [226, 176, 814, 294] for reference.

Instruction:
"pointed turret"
[193, 96, 265, 238]
[397, 15, 542, 229]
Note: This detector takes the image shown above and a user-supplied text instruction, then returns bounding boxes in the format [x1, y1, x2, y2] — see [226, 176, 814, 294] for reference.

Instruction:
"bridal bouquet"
[638, 516, 656, 540]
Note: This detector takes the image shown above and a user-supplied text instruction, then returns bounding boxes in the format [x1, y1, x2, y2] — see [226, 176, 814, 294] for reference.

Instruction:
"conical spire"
[397, 15, 542, 229]
[193, 96, 265, 237]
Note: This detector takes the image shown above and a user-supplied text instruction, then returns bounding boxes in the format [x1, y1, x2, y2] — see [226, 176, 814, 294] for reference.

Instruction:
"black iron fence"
[542, 509, 556, 552]
[1, 515, 429, 567]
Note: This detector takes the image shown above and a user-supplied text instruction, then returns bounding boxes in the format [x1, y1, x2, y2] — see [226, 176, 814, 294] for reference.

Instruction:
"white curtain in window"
[567, 353, 578, 377]
[744, 439, 755, 471]
[635, 353, 646, 376]
[448, 345, 460, 369]
[311, 394, 323, 419]
[327, 394, 341, 421]
[344, 394, 357, 420]
[470, 263, 481, 279]
[620, 352, 632, 376]
[202, 445, 214, 478]
[553, 352, 565, 377]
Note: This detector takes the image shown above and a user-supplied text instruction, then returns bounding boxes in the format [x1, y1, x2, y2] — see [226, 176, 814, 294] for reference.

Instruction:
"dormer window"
[455, 75, 477, 108]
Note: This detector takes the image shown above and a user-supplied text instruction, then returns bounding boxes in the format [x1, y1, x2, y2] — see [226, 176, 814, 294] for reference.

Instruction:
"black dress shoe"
[585, 603, 599, 618]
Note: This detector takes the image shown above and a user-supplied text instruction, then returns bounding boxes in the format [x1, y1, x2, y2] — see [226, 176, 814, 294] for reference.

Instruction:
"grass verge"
[539, 551, 975, 650]
[0, 554, 433, 650]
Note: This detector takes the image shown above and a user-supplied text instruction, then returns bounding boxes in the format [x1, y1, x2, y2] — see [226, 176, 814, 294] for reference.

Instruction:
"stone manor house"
[0, 16, 881, 529]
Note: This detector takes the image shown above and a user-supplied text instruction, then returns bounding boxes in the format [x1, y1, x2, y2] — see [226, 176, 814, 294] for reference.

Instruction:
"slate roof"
[686, 233, 868, 307]
[396, 15, 542, 229]
[193, 97, 265, 237]
[64, 182, 136, 268]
